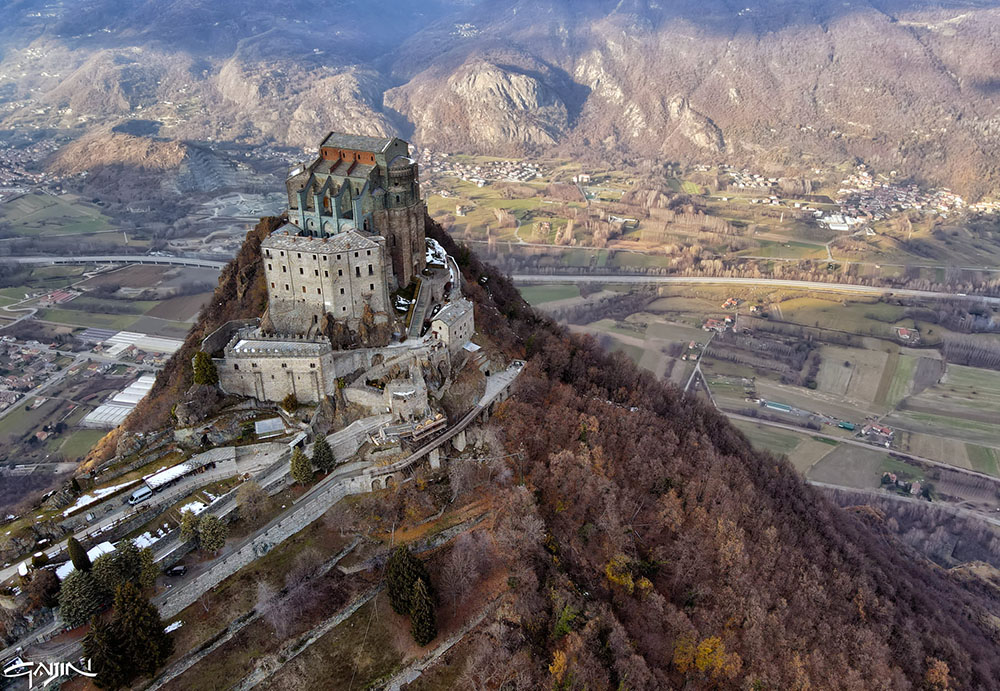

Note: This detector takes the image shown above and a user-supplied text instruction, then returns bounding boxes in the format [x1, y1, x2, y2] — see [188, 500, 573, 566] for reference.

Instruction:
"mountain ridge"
[5, 0, 1000, 196]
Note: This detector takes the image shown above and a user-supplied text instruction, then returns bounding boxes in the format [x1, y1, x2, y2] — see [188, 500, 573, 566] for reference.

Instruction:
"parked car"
[165, 565, 187, 577]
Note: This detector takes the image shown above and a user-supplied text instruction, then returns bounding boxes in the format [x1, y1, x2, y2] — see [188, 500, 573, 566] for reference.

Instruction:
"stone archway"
[371, 478, 382, 491]
[384, 475, 396, 490]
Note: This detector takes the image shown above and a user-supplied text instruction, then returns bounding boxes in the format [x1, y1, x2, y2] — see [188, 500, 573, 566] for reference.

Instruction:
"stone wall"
[262, 235, 389, 333]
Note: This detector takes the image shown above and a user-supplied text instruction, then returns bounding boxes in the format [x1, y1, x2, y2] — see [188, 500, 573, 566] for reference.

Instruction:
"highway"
[0, 255, 227, 269]
[2, 255, 996, 303]
[511, 274, 1000, 303]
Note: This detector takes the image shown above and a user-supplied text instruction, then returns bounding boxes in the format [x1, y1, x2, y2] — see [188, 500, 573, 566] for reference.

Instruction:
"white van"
[128, 486, 153, 505]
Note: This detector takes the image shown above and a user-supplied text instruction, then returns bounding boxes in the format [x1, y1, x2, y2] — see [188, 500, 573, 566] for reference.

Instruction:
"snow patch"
[179, 501, 206, 516]
[164, 621, 183, 633]
[62, 481, 139, 517]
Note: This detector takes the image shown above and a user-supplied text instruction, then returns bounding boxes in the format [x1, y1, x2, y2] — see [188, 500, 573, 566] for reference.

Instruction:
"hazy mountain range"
[3, 0, 1000, 196]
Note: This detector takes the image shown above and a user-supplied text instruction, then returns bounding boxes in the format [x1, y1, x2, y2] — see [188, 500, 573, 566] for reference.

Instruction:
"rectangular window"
[355, 266, 360, 278]
[367, 250, 371, 256]
[312, 254, 317, 260]
[297, 253, 302, 259]
[314, 269, 319, 276]
[368, 264, 373, 275]
[310, 363, 316, 369]
[280, 251, 284, 257]
[338, 269, 343, 277]
[270, 282, 275, 288]
[233, 364, 239, 371]
[369, 284, 374, 291]
[324, 270, 329, 278]
[323, 255, 327, 261]
[354, 252, 358, 258]
[302, 286, 307, 293]
[284, 284, 289, 291]
[340, 288, 345, 295]
[265, 250, 271, 258]
[317, 288, 321, 294]
[337, 254, 341, 260]
[281, 363, 287, 368]
[299, 267, 304, 275]
[282, 265, 286, 273]
[267, 263, 272, 270]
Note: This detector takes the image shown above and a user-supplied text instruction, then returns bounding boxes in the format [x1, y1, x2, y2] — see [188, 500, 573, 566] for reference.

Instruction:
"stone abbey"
[204, 132, 477, 415]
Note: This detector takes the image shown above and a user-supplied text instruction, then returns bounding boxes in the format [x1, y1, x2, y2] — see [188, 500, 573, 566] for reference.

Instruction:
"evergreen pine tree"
[192, 351, 218, 386]
[111, 582, 174, 681]
[312, 436, 335, 473]
[83, 616, 127, 690]
[139, 548, 157, 591]
[58, 570, 104, 628]
[179, 510, 200, 544]
[386, 547, 430, 615]
[290, 447, 314, 484]
[92, 540, 143, 598]
[409, 577, 437, 646]
[197, 514, 228, 554]
[67, 536, 91, 572]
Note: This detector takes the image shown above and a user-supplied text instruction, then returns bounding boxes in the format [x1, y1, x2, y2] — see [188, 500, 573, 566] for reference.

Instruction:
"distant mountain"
[4, 0, 1000, 196]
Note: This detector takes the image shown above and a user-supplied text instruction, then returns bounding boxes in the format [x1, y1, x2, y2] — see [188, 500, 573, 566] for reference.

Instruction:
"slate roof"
[262, 224, 382, 253]
[320, 132, 394, 153]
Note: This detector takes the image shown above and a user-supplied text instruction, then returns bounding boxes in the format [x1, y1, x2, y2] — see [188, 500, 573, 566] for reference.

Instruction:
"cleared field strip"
[873, 351, 899, 407]
[885, 354, 917, 408]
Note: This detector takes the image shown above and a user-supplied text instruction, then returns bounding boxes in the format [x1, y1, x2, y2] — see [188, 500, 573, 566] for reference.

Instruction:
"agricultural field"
[732, 420, 838, 474]
[806, 444, 893, 489]
[518, 284, 580, 305]
[0, 192, 114, 236]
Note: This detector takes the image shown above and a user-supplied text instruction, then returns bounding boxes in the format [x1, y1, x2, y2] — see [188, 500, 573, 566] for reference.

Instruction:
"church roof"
[320, 132, 395, 153]
[263, 224, 382, 253]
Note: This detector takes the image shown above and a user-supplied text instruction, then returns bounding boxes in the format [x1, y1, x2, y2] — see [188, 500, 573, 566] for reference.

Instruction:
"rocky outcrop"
[385, 58, 570, 154]
[49, 131, 187, 175]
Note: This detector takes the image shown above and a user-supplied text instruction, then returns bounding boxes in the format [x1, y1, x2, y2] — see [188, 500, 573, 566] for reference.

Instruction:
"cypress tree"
[180, 510, 200, 543]
[83, 616, 127, 690]
[409, 577, 437, 646]
[290, 447, 314, 484]
[386, 547, 430, 615]
[67, 536, 91, 572]
[312, 435, 335, 473]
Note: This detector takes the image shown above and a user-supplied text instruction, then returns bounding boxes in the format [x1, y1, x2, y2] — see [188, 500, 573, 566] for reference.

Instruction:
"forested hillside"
[430, 222, 1000, 688]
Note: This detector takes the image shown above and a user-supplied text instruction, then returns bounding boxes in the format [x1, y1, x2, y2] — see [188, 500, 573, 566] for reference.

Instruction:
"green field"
[966, 445, 1000, 476]
[519, 284, 580, 305]
[732, 420, 838, 473]
[0, 193, 114, 236]
[884, 354, 917, 408]
[36, 308, 138, 330]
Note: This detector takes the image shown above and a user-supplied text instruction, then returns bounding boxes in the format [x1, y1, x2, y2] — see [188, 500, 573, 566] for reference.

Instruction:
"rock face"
[49, 132, 188, 175]
[386, 59, 570, 154]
